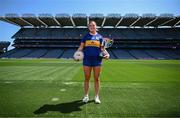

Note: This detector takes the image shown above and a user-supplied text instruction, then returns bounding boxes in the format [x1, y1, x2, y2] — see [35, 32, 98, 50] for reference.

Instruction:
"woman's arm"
[77, 42, 85, 51]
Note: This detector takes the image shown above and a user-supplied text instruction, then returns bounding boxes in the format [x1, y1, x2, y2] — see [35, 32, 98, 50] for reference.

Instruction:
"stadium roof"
[0, 13, 180, 28]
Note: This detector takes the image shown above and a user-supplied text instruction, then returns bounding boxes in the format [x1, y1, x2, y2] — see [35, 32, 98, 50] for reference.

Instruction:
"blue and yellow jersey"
[81, 33, 103, 59]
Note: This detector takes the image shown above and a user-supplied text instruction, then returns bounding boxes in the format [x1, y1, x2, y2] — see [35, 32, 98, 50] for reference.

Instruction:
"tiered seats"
[144, 50, 172, 59]
[42, 49, 64, 58]
[159, 50, 180, 59]
[7, 49, 33, 58]
[128, 50, 154, 59]
[112, 49, 135, 59]
[12, 28, 180, 40]
[0, 48, 17, 58]
[25, 49, 48, 58]
[1, 27, 180, 59]
[61, 49, 76, 58]
[107, 50, 116, 59]
[1, 48, 180, 59]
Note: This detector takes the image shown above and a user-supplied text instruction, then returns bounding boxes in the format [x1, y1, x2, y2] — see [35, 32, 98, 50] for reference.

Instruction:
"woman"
[76, 21, 109, 104]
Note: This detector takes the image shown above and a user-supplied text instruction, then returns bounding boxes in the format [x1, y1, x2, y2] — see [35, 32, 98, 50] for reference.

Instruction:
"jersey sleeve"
[100, 35, 104, 46]
[81, 35, 87, 43]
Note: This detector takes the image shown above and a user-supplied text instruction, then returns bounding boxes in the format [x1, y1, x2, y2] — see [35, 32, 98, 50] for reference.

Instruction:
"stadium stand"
[159, 50, 180, 59]
[0, 41, 10, 54]
[61, 49, 76, 59]
[112, 49, 136, 59]
[144, 50, 172, 59]
[42, 49, 64, 58]
[0, 13, 180, 59]
[128, 49, 154, 59]
[0, 48, 17, 58]
[6, 48, 33, 58]
[24, 49, 47, 58]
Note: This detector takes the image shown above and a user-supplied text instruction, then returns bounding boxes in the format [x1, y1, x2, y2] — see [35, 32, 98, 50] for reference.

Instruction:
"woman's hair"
[88, 20, 98, 31]
[88, 21, 97, 26]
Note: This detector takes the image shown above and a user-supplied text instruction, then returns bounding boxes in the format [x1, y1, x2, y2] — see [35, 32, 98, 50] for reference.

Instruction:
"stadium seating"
[0, 41, 10, 54]
[1, 27, 180, 59]
[25, 49, 48, 58]
[107, 50, 116, 59]
[0, 48, 17, 58]
[1, 13, 180, 60]
[1, 48, 180, 59]
[112, 49, 135, 59]
[61, 49, 76, 59]
[12, 28, 180, 40]
[42, 49, 64, 58]
[144, 50, 172, 59]
[128, 49, 154, 59]
[7, 49, 33, 58]
[159, 50, 180, 59]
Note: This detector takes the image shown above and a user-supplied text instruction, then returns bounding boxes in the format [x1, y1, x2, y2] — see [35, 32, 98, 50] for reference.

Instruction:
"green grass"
[0, 59, 180, 117]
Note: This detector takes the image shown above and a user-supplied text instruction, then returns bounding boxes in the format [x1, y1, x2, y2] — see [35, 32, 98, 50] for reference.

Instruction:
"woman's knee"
[94, 77, 100, 83]
[85, 76, 90, 82]
[84, 72, 91, 81]
[83, 66, 92, 80]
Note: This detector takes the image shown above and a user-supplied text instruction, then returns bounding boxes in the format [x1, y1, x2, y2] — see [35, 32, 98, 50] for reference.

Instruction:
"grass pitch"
[0, 59, 180, 117]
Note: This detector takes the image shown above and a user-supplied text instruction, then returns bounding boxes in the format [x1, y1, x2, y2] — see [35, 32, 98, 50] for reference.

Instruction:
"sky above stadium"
[0, 0, 180, 49]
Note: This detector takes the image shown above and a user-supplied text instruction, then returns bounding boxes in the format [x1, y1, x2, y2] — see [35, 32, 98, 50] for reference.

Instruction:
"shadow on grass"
[34, 100, 93, 114]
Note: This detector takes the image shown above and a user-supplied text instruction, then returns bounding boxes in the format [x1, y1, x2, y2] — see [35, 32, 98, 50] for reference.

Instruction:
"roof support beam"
[36, 17, 47, 27]
[174, 19, 180, 27]
[144, 17, 158, 27]
[2, 17, 21, 27]
[87, 17, 89, 26]
[130, 17, 141, 27]
[20, 17, 34, 26]
[101, 17, 106, 27]
[70, 17, 75, 27]
[159, 18, 175, 26]
[53, 18, 61, 26]
[115, 17, 123, 28]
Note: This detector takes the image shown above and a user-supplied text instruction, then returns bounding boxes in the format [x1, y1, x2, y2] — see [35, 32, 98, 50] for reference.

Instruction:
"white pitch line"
[4, 81, 13, 84]
[51, 97, 59, 102]
[60, 88, 66, 92]
[63, 82, 75, 85]
[42, 62, 81, 64]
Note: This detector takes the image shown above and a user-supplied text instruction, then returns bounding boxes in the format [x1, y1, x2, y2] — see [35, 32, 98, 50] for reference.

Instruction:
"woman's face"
[88, 22, 97, 33]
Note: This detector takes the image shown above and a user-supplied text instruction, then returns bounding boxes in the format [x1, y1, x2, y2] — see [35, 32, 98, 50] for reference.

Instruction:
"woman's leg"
[93, 66, 101, 97]
[83, 66, 92, 96]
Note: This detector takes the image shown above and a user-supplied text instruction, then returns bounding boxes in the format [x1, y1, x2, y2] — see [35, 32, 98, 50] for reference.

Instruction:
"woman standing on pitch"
[75, 21, 109, 104]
